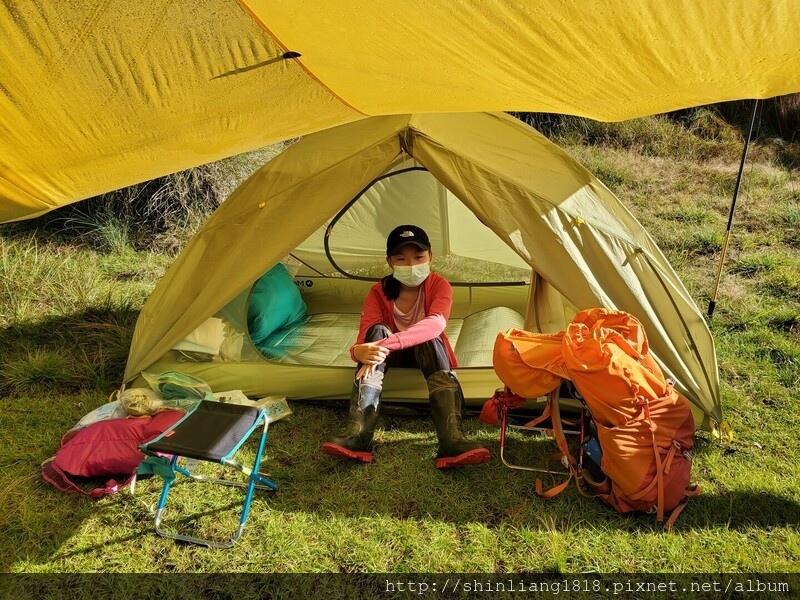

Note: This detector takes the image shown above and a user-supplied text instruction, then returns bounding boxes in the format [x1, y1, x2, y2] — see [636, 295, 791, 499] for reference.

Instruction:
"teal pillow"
[247, 263, 308, 347]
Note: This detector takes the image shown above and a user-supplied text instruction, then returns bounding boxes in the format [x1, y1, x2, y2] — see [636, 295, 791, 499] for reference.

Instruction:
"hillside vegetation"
[1, 107, 798, 577]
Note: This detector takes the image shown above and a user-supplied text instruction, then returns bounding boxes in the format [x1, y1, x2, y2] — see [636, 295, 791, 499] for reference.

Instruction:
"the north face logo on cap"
[387, 225, 430, 255]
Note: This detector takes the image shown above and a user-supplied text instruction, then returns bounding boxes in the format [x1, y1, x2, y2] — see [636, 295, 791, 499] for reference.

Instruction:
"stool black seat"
[140, 399, 278, 548]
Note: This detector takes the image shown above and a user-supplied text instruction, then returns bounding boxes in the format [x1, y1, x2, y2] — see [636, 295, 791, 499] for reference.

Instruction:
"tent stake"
[707, 99, 759, 319]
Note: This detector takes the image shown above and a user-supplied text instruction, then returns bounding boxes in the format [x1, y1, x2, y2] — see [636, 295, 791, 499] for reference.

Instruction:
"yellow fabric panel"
[125, 116, 409, 382]
[247, 0, 800, 118]
[406, 113, 720, 423]
[128, 359, 507, 405]
[298, 277, 530, 320]
[0, 0, 361, 223]
[305, 166, 531, 275]
[3, 0, 800, 222]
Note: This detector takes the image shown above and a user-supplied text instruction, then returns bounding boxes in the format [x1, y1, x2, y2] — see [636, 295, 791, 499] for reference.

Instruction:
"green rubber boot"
[322, 382, 381, 463]
[427, 370, 490, 469]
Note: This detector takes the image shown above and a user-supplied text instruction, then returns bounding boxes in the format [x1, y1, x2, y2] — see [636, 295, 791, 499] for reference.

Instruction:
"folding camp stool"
[498, 383, 587, 474]
[139, 400, 278, 548]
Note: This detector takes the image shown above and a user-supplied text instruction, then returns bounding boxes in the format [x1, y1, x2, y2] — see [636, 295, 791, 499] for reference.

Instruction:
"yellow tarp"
[2, 0, 800, 222]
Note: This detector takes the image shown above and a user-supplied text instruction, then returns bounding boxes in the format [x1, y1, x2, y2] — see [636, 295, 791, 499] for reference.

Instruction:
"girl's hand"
[353, 342, 389, 366]
[356, 364, 375, 380]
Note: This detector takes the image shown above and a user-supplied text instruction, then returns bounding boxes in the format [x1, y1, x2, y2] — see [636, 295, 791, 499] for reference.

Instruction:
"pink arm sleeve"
[378, 277, 452, 351]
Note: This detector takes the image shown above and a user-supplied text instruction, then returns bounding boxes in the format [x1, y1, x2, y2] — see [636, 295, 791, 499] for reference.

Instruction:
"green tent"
[10, 1, 792, 436]
[125, 113, 722, 433]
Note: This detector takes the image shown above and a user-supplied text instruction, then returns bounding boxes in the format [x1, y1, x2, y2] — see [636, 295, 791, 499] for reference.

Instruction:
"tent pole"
[707, 99, 759, 319]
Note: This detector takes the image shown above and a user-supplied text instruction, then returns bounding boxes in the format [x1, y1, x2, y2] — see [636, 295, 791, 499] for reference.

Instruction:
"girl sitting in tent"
[321, 225, 491, 468]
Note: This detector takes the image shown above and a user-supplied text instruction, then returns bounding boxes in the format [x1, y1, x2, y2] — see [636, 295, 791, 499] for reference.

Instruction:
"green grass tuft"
[0, 349, 80, 396]
[663, 205, 715, 226]
[731, 251, 788, 276]
[760, 262, 800, 300]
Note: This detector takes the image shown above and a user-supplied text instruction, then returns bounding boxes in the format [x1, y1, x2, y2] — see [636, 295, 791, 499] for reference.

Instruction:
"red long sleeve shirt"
[350, 272, 459, 368]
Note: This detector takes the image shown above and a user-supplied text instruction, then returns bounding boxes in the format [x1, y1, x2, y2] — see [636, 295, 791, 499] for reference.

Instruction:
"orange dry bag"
[491, 328, 568, 398]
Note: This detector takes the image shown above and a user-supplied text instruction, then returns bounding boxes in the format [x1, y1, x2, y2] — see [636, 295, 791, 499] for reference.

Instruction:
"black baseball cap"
[386, 224, 431, 256]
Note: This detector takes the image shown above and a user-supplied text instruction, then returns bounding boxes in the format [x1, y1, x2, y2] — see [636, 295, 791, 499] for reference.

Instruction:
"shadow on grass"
[3, 383, 798, 571]
[1, 306, 137, 572]
[0, 473, 111, 571]
[236, 405, 800, 534]
[681, 489, 800, 531]
[3, 401, 799, 571]
[0, 306, 139, 396]
[43, 497, 247, 563]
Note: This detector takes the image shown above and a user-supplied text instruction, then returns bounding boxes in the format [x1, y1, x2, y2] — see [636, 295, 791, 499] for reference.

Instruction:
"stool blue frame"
[140, 400, 278, 548]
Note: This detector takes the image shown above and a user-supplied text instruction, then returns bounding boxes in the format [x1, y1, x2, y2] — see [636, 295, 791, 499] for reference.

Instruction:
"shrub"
[2, 143, 289, 254]
[512, 111, 742, 161]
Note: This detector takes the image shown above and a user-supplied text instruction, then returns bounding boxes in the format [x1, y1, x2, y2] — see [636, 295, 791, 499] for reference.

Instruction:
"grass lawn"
[1, 120, 799, 584]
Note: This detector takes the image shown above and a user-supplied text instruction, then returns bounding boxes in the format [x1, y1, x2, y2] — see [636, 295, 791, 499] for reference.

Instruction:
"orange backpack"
[562, 308, 699, 525]
[488, 309, 699, 528]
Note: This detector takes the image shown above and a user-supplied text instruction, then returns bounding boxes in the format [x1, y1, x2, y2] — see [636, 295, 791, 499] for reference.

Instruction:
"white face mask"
[393, 262, 430, 287]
